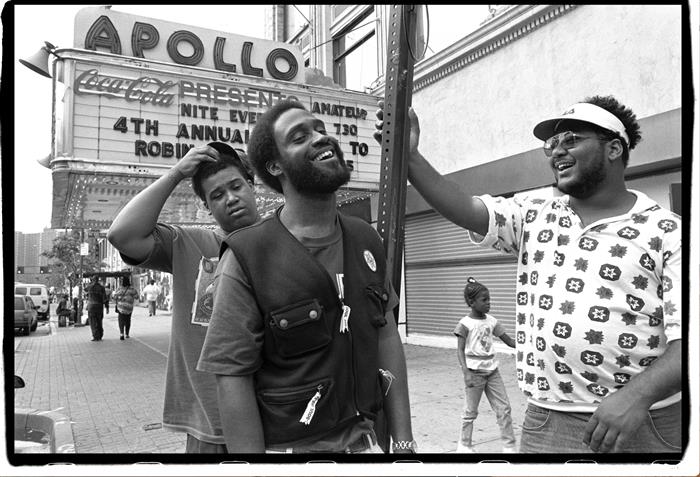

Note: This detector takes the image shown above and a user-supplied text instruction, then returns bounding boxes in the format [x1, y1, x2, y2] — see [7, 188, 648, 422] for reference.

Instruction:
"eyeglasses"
[543, 131, 592, 157]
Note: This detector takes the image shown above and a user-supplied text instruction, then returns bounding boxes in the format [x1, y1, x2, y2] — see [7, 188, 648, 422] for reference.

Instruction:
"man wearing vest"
[197, 99, 416, 454]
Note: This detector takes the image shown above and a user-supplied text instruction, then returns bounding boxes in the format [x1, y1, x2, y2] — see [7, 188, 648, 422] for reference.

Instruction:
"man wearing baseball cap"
[374, 95, 682, 454]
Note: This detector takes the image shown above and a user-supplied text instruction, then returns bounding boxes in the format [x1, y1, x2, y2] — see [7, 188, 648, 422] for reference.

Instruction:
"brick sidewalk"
[13, 306, 186, 453]
[12, 304, 526, 455]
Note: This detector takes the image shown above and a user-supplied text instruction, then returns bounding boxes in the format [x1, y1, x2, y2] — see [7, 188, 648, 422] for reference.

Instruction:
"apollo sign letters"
[74, 7, 303, 82]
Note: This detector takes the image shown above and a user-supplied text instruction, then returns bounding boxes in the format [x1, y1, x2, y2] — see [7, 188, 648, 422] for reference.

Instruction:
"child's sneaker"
[502, 446, 517, 453]
[456, 442, 474, 453]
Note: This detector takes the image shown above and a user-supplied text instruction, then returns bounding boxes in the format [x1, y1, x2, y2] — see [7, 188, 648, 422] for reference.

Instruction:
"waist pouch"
[257, 377, 339, 444]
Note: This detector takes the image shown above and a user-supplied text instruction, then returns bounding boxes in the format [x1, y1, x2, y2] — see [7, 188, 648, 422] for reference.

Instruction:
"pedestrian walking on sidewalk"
[85, 276, 107, 341]
[454, 277, 517, 454]
[104, 283, 112, 314]
[108, 142, 260, 453]
[114, 276, 139, 340]
[143, 280, 161, 316]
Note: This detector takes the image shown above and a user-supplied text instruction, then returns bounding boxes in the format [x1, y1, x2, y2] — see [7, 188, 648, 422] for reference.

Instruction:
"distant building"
[14, 228, 60, 283]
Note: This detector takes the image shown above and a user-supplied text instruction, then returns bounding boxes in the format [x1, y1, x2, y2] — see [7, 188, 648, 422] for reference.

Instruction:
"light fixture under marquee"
[36, 154, 52, 168]
[19, 41, 59, 78]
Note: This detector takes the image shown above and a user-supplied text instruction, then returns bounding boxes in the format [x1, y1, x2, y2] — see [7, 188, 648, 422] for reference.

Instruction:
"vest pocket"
[257, 378, 339, 444]
[269, 299, 332, 358]
[365, 284, 389, 327]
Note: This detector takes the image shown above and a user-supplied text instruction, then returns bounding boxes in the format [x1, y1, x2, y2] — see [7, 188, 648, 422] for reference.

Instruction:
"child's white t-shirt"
[453, 314, 506, 371]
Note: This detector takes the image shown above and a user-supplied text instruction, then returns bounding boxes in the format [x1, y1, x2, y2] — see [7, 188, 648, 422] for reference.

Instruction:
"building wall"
[627, 171, 683, 210]
[15, 228, 60, 283]
[411, 4, 682, 175]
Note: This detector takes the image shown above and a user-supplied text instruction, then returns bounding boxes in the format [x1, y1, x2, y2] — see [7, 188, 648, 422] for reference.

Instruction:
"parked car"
[14, 295, 38, 335]
[15, 283, 50, 320]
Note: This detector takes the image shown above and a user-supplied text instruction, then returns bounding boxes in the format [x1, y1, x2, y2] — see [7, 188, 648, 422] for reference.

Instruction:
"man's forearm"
[616, 339, 682, 406]
[584, 339, 682, 451]
[377, 316, 413, 444]
[107, 169, 184, 257]
[216, 374, 266, 453]
[407, 151, 489, 236]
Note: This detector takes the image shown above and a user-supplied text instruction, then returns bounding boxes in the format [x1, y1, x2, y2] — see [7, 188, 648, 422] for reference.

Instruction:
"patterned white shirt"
[470, 190, 681, 411]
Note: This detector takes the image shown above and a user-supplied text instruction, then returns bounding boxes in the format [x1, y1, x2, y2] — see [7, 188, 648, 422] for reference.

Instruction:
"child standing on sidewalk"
[453, 277, 517, 453]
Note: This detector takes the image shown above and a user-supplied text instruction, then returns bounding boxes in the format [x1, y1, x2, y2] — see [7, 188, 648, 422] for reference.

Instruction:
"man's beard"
[555, 155, 607, 199]
[284, 145, 351, 194]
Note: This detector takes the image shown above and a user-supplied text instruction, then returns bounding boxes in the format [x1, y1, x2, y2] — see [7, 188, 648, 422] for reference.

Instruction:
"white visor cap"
[533, 103, 630, 147]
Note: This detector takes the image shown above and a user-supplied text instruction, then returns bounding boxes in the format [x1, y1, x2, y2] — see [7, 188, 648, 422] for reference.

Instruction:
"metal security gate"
[404, 212, 518, 338]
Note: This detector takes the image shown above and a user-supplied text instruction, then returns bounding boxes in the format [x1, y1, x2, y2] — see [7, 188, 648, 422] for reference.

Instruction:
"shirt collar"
[560, 189, 656, 216]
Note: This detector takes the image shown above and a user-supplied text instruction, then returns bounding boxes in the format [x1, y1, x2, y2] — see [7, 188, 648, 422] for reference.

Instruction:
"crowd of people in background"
[43, 274, 173, 340]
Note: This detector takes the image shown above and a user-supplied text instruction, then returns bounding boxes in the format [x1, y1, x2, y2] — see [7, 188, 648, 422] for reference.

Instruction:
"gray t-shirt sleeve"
[119, 224, 176, 274]
[196, 248, 264, 376]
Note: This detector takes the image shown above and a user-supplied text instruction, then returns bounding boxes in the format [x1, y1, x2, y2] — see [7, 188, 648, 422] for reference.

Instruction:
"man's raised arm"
[374, 102, 490, 236]
[107, 146, 219, 261]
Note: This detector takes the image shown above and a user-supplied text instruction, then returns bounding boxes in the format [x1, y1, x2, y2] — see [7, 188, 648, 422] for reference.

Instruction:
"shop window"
[333, 10, 378, 91]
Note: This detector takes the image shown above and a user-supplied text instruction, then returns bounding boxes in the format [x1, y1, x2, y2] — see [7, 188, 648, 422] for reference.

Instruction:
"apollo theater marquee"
[48, 7, 380, 230]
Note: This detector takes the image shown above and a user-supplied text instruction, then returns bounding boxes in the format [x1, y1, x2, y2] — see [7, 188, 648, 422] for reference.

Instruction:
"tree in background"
[44, 273, 67, 293]
[41, 231, 105, 300]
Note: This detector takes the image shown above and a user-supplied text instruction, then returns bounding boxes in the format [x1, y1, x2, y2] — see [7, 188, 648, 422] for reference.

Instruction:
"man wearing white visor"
[374, 95, 681, 454]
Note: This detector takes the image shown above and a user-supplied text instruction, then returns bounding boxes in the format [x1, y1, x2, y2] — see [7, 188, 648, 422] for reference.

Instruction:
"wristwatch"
[391, 439, 418, 453]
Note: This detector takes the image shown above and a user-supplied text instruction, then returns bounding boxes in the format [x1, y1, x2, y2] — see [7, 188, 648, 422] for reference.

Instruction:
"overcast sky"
[11, 4, 490, 233]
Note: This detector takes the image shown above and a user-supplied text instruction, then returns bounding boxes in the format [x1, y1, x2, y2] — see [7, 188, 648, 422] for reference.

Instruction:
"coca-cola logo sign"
[75, 69, 177, 106]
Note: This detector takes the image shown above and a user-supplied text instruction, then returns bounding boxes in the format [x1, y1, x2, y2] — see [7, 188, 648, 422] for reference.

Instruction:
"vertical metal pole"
[377, 5, 417, 322]
[374, 5, 419, 453]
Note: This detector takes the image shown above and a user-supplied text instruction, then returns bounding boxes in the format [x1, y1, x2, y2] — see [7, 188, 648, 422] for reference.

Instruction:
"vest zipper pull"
[299, 385, 323, 425]
[339, 304, 351, 333]
[379, 368, 396, 396]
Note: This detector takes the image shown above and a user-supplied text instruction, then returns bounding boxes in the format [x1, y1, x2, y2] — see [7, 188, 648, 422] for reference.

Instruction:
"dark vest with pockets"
[221, 210, 390, 445]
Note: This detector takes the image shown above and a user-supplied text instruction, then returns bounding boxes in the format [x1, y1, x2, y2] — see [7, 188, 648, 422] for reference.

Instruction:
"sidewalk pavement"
[12, 304, 526, 455]
[12, 306, 186, 454]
